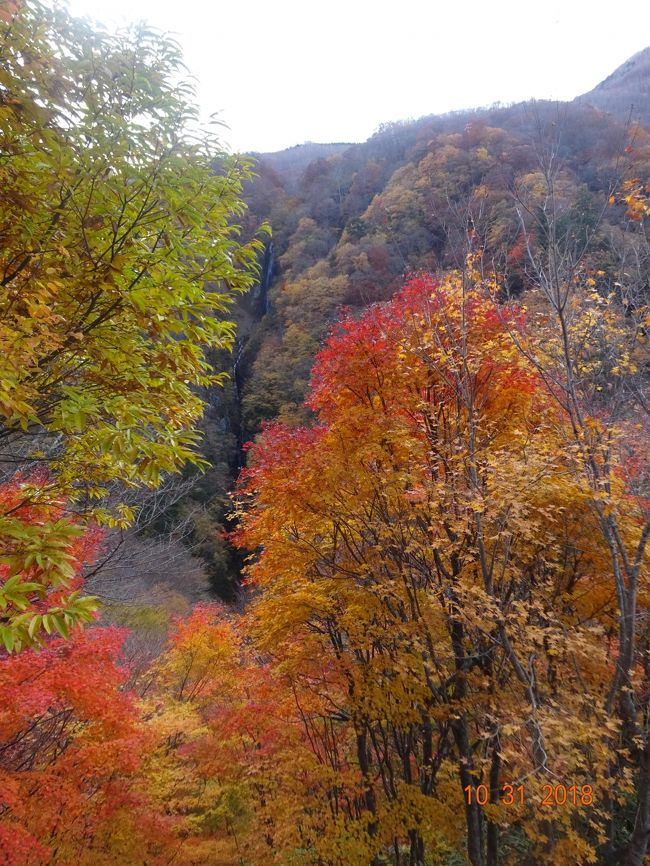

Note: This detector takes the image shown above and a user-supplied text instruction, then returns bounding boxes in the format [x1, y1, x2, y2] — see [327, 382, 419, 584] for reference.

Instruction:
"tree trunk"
[452, 716, 485, 866]
[624, 739, 650, 866]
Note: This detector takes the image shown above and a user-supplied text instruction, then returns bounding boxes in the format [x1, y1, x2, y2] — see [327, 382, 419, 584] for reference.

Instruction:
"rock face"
[576, 46, 650, 126]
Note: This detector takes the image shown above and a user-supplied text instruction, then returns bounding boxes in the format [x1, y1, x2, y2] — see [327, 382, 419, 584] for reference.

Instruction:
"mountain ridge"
[576, 45, 650, 126]
[249, 48, 650, 160]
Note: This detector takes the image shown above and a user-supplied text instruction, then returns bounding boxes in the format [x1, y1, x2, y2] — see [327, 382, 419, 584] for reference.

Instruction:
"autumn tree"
[0, 0, 261, 642]
[140, 604, 321, 866]
[0, 623, 171, 865]
[233, 267, 638, 865]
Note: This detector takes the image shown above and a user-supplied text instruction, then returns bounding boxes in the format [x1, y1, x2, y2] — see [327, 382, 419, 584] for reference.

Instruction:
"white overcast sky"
[65, 0, 650, 154]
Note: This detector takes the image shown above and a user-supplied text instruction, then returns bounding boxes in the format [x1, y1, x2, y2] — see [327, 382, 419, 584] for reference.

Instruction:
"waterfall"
[230, 241, 275, 471]
[260, 240, 274, 315]
[232, 336, 246, 469]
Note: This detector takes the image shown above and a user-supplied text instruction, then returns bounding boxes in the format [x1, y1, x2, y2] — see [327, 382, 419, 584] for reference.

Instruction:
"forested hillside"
[1, 2, 649, 864]
[237, 100, 647, 431]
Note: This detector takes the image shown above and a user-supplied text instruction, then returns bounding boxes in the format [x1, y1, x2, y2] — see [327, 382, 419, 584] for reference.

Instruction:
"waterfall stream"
[232, 335, 246, 469]
[259, 240, 274, 315]
[230, 241, 274, 470]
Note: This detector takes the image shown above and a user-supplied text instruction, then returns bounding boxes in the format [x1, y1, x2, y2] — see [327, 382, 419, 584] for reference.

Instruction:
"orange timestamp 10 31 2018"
[464, 784, 594, 807]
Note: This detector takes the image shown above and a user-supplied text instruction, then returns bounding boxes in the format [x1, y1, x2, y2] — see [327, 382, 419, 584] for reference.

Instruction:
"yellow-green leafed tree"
[0, 0, 262, 646]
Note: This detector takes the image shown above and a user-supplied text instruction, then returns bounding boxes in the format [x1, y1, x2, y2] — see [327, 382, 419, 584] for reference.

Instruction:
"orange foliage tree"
[140, 604, 338, 865]
[0, 623, 174, 865]
[232, 266, 644, 866]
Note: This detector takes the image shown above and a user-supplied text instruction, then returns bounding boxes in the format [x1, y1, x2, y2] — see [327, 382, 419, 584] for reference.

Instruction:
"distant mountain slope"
[249, 142, 353, 191]
[576, 46, 650, 126]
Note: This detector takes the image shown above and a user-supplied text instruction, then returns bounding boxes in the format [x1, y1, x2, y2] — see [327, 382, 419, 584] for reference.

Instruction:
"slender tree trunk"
[624, 740, 650, 866]
[452, 716, 485, 866]
[486, 742, 500, 866]
[356, 729, 381, 866]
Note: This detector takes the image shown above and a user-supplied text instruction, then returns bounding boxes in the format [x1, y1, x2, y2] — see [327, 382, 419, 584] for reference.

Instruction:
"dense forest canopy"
[0, 2, 649, 865]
